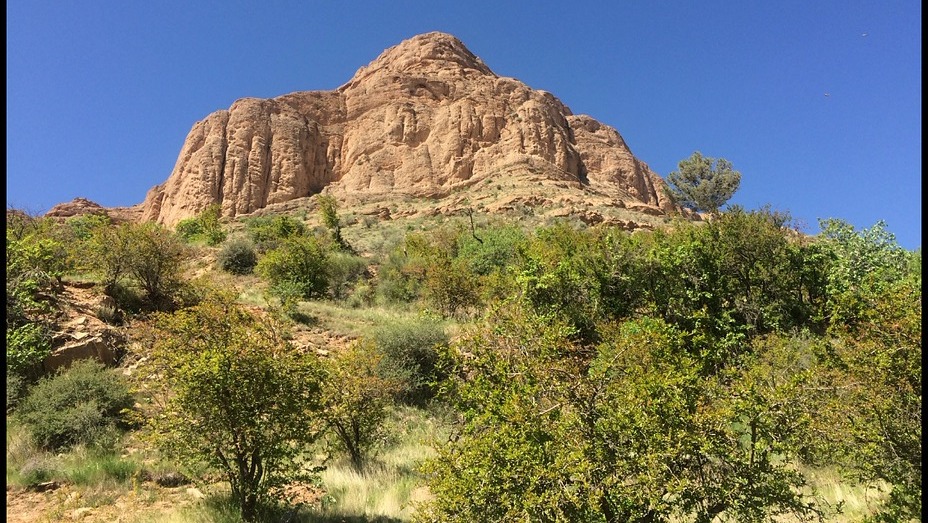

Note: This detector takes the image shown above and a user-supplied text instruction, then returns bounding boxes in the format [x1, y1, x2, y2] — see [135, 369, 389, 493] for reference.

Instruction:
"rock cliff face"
[139, 32, 677, 226]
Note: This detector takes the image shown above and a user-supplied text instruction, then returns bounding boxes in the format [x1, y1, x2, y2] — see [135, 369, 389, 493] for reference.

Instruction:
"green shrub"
[175, 203, 226, 246]
[150, 294, 324, 522]
[373, 317, 449, 405]
[217, 236, 258, 275]
[88, 221, 186, 307]
[345, 282, 375, 309]
[321, 341, 401, 471]
[124, 222, 187, 303]
[7, 373, 26, 412]
[375, 245, 424, 305]
[328, 251, 369, 300]
[15, 360, 135, 451]
[6, 322, 51, 379]
[257, 235, 330, 300]
[244, 215, 306, 253]
[174, 218, 204, 242]
[456, 224, 526, 277]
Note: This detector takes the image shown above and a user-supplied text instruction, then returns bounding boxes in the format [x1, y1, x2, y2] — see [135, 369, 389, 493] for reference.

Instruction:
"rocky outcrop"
[137, 32, 678, 226]
[44, 197, 142, 223]
[45, 197, 109, 219]
[43, 333, 120, 374]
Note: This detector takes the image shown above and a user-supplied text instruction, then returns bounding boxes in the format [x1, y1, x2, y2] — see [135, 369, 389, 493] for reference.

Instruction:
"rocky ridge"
[129, 31, 683, 228]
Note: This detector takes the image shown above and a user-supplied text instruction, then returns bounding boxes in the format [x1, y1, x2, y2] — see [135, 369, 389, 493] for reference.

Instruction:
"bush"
[88, 221, 186, 307]
[327, 251, 369, 300]
[217, 236, 258, 275]
[124, 223, 187, 303]
[15, 360, 135, 451]
[321, 341, 401, 471]
[7, 373, 26, 412]
[244, 215, 306, 253]
[456, 224, 526, 277]
[375, 244, 424, 305]
[257, 235, 330, 300]
[150, 294, 324, 522]
[6, 322, 51, 379]
[373, 317, 449, 405]
[175, 203, 226, 246]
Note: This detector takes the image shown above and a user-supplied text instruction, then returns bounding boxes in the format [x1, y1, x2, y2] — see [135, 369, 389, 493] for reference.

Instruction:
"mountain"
[61, 32, 689, 228]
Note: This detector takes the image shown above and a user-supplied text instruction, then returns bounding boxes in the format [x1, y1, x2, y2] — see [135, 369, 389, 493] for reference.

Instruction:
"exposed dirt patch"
[5, 482, 197, 523]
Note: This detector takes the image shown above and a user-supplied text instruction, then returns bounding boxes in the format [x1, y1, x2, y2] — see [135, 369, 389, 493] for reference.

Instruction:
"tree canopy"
[666, 151, 742, 213]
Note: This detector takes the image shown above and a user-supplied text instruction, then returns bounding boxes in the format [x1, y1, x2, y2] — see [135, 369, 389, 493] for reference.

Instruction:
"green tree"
[317, 193, 352, 252]
[244, 214, 307, 253]
[666, 151, 741, 213]
[821, 273, 921, 520]
[326, 251, 368, 301]
[632, 208, 823, 374]
[515, 222, 615, 342]
[405, 229, 481, 318]
[256, 235, 330, 300]
[418, 309, 830, 522]
[817, 218, 911, 327]
[216, 235, 258, 275]
[6, 213, 70, 380]
[321, 341, 400, 471]
[372, 316, 449, 405]
[124, 222, 187, 303]
[149, 293, 324, 522]
[87, 222, 135, 295]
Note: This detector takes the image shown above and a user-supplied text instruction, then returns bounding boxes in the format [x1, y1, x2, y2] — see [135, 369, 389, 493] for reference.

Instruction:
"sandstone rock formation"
[137, 32, 679, 227]
[45, 197, 142, 223]
[45, 197, 108, 219]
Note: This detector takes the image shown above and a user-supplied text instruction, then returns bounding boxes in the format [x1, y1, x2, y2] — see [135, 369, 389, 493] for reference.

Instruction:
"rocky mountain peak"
[341, 31, 495, 90]
[106, 32, 681, 228]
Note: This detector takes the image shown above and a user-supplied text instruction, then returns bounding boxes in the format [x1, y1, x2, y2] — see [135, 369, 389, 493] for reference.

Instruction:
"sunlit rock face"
[138, 31, 676, 226]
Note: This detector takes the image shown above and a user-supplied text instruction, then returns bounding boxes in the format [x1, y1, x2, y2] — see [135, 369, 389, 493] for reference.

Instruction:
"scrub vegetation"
[6, 188, 920, 522]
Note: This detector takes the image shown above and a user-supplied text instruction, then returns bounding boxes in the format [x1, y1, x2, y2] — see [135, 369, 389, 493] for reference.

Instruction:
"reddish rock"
[137, 32, 681, 227]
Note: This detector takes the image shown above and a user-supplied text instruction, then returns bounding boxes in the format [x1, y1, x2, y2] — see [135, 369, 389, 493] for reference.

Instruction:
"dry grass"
[306, 405, 445, 521]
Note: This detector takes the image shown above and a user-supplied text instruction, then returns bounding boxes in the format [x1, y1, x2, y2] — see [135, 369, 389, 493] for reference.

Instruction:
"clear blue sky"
[7, 0, 922, 249]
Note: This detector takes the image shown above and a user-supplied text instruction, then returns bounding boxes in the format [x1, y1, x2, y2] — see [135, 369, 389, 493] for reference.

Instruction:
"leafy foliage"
[85, 221, 187, 307]
[666, 151, 742, 213]
[405, 228, 481, 317]
[419, 309, 832, 522]
[515, 222, 614, 342]
[124, 222, 187, 302]
[15, 360, 135, 451]
[327, 251, 369, 301]
[372, 316, 449, 405]
[317, 193, 353, 252]
[244, 214, 306, 253]
[216, 234, 258, 275]
[822, 275, 921, 521]
[149, 293, 324, 522]
[6, 212, 69, 380]
[257, 234, 330, 300]
[174, 203, 227, 246]
[817, 218, 913, 327]
[321, 341, 401, 471]
[6, 322, 51, 379]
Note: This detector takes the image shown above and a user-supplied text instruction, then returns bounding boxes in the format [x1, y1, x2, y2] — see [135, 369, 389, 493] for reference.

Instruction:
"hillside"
[12, 31, 919, 523]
